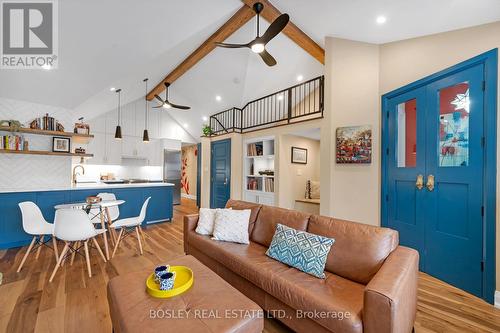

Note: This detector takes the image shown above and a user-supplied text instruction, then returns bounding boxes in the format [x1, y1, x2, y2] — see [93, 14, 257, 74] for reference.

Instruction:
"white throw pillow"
[195, 208, 231, 235]
[212, 209, 251, 244]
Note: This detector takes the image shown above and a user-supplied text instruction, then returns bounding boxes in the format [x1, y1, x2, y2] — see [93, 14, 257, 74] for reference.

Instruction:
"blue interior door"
[423, 64, 484, 296]
[210, 139, 231, 208]
[386, 87, 427, 263]
[385, 63, 486, 298]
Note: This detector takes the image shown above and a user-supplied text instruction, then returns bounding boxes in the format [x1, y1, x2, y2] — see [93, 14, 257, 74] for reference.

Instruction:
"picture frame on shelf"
[53, 137, 71, 153]
[291, 146, 307, 164]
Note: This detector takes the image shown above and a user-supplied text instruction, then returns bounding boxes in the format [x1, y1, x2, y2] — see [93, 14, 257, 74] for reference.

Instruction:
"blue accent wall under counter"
[0, 185, 173, 249]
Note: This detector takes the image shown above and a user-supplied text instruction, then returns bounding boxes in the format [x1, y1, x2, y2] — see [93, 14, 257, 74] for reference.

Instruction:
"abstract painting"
[336, 125, 372, 164]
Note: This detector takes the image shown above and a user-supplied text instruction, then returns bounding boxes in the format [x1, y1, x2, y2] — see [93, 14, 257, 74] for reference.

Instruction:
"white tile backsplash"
[78, 164, 163, 182]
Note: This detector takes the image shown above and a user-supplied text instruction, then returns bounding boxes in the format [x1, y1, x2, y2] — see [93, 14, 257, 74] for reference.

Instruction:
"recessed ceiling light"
[376, 16, 387, 24]
[215, 95, 222, 102]
[296, 75, 303, 82]
[183, 123, 188, 128]
[202, 116, 208, 121]
[42, 64, 52, 70]
[110, 87, 116, 91]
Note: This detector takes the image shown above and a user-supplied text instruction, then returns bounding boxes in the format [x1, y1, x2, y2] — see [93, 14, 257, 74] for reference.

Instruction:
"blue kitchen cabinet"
[142, 186, 173, 224]
[0, 192, 36, 248]
[110, 188, 143, 219]
[36, 190, 69, 223]
[69, 189, 100, 203]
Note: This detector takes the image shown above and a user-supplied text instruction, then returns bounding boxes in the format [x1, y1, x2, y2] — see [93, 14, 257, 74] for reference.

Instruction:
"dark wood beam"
[241, 0, 325, 64]
[147, 5, 255, 100]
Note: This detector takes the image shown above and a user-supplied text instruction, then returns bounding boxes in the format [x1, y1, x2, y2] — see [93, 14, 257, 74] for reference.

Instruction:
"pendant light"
[143, 78, 150, 142]
[114, 88, 122, 140]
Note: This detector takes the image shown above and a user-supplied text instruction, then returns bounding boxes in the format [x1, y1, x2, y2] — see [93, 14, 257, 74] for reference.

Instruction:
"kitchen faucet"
[72, 165, 85, 184]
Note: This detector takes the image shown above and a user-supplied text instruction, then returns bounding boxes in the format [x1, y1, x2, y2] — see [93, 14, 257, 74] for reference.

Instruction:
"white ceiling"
[0, 0, 499, 140]
[290, 128, 321, 141]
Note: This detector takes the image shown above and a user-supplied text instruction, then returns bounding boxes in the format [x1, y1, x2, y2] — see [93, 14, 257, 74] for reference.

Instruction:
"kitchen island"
[0, 183, 174, 249]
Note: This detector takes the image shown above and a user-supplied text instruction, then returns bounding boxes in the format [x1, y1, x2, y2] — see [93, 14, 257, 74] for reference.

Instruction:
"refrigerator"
[163, 149, 181, 205]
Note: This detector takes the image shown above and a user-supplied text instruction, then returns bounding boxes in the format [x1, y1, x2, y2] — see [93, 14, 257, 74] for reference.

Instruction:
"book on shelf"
[1, 134, 26, 151]
[264, 178, 274, 192]
[247, 178, 260, 191]
[247, 143, 263, 156]
[30, 113, 62, 131]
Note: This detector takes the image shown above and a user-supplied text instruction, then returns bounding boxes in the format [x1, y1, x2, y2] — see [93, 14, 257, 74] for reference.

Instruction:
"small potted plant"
[202, 124, 213, 137]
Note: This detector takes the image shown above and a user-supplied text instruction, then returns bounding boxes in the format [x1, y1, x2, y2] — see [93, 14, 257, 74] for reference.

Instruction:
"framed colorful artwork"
[336, 125, 372, 164]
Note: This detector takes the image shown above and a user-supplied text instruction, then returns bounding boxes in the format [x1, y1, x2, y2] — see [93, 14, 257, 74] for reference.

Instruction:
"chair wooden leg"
[84, 240, 92, 278]
[49, 243, 69, 282]
[111, 228, 124, 259]
[135, 227, 143, 255]
[70, 241, 80, 266]
[105, 208, 117, 245]
[139, 226, 148, 248]
[17, 236, 37, 273]
[92, 237, 107, 263]
[35, 235, 44, 259]
[52, 237, 59, 263]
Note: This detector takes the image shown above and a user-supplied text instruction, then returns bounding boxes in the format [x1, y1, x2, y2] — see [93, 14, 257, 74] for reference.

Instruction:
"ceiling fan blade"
[169, 103, 191, 110]
[152, 105, 164, 108]
[154, 94, 165, 103]
[259, 49, 277, 66]
[261, 14, 289, 44]
[215, 42, 250, 49]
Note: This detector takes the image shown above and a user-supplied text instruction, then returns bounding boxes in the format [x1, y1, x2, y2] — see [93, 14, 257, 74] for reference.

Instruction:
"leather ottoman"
[107, 255, 264, 333]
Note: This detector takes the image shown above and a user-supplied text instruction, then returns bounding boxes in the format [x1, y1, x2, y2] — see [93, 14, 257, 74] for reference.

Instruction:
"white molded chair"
[49, 209, 107, 282]
[17, 201, 59, 272]
[89, 192, 120, 244]
[111, 197, 151, 258]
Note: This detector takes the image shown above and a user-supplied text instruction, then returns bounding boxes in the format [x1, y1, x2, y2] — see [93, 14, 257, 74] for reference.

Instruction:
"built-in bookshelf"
[243, 136, 275, 206]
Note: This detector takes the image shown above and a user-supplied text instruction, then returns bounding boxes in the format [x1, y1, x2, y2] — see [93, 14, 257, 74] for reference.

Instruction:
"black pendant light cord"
[116, 89, 122, 125]
[143, 78, 150, 142]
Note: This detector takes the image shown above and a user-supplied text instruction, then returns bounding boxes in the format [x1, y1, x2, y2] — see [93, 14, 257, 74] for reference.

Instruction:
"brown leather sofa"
[184, 200, 419, 333]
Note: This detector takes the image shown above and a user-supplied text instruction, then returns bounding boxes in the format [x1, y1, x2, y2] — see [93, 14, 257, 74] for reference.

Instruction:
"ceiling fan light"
[251, 43, 265, 53]
[163, 103, 171, 109]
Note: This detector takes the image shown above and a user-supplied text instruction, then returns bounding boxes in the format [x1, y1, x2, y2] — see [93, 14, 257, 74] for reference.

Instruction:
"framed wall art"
[336, 125, 372, 164]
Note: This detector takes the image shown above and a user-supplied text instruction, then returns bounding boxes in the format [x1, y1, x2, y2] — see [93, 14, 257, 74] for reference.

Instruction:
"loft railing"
[209, 75, 324, 136]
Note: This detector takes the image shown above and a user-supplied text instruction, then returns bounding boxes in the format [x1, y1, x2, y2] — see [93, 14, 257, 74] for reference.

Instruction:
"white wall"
[0, 97, 79, 190]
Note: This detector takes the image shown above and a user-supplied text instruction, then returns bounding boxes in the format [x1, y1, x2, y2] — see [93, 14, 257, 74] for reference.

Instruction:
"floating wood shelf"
[0, 149, 93, 158]
[0, 126, 94, 144]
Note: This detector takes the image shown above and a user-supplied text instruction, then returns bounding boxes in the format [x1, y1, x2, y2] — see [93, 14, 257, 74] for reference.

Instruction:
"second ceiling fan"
[215, 2, 289, 66]
[153, 82, 190, 110]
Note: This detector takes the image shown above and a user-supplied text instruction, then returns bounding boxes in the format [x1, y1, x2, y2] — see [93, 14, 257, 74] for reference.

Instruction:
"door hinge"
[481, 136, 485, 148]
[482, 81, 486, 91]
[481, 206, 484, 217]
[481, 261, 485, 272]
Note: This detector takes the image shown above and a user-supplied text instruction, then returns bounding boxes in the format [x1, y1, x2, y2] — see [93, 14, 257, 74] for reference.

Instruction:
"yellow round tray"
[146, 265, 193, 298]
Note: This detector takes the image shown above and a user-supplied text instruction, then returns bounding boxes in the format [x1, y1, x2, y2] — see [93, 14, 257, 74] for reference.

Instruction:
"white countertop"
[0, 182, 174, 194]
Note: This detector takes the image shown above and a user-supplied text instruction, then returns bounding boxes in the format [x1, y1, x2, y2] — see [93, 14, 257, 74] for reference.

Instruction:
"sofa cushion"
[266, 223, 334, 278]
[225, 199, 262, 234]
[307, 215, 399, 284]
[212, 209, 251, 244]
[251, 205, 310, 247]
[187, 231, 363, 333]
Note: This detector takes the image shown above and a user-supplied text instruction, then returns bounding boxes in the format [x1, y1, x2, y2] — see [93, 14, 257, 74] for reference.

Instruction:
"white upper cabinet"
[86, 132, 105, 164]
[105, 134, 122, 165]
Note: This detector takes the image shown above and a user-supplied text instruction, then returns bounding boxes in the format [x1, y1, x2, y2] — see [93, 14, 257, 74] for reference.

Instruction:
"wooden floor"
[0, 198, 499, 333]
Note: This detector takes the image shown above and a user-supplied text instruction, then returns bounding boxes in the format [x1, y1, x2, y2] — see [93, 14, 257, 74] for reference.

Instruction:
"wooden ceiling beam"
[146, 5, 255, 100]
[240, 0, 324, 64]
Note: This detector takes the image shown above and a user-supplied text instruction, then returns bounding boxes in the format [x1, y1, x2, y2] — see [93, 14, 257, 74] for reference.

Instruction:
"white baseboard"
[495, 291, 500, 309]
[181, 193, 197, 200]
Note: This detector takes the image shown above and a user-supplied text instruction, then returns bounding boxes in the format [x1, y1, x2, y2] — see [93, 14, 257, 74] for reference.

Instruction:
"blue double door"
[385, 64, 485, 297]
[211, 139, 231, 208]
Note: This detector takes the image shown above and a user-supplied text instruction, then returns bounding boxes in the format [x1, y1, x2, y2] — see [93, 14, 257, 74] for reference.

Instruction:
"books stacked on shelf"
[264, 178, 274, 192]
[247, 178, 260, 191]
[1, 134, 26, 150]
[30, 114, 63, 131]
[247, 142, 263, 156]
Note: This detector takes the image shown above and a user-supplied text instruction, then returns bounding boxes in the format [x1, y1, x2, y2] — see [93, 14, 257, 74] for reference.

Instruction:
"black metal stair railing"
[208, 75, 324, 136]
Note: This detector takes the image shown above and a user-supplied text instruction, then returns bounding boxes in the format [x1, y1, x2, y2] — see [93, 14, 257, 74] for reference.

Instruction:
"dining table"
[54, 199, 125, 260]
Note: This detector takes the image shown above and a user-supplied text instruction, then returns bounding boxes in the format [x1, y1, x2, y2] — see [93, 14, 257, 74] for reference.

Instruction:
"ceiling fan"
[153, 82, 190, 110]
[215, 2, 289, 67]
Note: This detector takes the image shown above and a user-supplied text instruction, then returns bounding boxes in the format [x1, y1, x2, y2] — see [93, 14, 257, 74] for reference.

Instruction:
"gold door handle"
[416, 174, 424, 190]
[426, 175, 435, 191]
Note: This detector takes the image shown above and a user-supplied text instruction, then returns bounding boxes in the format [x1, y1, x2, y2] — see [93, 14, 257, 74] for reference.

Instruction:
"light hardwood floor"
[0, 198, 499, 333]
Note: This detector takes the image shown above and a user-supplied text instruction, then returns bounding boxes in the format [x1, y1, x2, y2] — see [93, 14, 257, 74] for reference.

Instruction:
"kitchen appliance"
[164, 149, 181, 205]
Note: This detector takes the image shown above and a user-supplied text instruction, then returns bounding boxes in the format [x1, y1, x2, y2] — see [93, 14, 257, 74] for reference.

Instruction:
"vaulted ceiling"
[1, 0, 499, 140]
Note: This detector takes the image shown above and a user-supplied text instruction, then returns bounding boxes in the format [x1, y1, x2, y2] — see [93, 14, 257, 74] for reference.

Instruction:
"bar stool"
[17, 201, 59, 272]
[111, 197, 151, 258]
[49, 209, 107, 282]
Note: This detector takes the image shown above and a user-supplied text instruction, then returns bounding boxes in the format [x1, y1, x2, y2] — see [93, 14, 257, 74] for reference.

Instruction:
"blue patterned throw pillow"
[266, 223, 334, 279]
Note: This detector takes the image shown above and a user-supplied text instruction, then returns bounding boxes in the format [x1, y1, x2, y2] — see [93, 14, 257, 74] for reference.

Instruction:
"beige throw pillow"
[195, 208, 231, 235]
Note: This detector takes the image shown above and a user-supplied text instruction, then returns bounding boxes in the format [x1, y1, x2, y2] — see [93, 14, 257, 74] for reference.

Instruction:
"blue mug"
[159, 271, 176, 291]
[154, 265, 170, 284]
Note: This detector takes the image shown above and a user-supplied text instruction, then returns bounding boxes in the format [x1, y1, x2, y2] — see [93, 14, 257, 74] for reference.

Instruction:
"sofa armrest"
[363, 246, 419, 333]
[183, 214, 199, 254]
